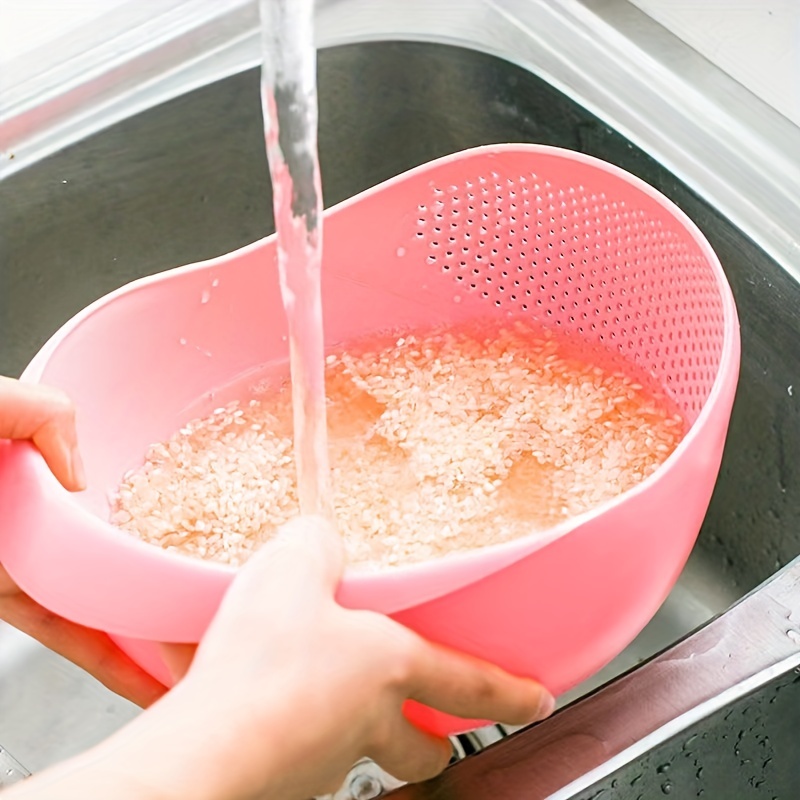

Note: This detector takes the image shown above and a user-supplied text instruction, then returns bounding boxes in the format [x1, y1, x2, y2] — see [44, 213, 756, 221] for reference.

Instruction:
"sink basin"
[2, 7, 800, 797]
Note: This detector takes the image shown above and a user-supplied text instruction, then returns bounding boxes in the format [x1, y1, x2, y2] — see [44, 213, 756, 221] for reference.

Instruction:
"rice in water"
[111, 321, 682, 571]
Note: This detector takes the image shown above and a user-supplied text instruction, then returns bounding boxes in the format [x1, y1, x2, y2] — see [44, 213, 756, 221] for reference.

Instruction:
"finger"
[367, 712, 452, 784]
[404, 638, 555, 726]
[0, 592, 167, 708]
[0, 377, 86, 491]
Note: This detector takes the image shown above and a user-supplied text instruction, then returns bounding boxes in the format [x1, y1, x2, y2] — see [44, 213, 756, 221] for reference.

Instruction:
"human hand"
[71, 516, 556, 800]
[0, 376, 167, 707]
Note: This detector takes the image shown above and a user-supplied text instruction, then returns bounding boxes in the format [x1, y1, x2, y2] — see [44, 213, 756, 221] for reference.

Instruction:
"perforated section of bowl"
[415, 168, 726, 419]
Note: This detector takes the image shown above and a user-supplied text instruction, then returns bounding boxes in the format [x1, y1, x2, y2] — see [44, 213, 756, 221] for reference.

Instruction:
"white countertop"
[0, 1, 126, 63]
[629, 0, 799, 128]
[2, 1, 798, 129]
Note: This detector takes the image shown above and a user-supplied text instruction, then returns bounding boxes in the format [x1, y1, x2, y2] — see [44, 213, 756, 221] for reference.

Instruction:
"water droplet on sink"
[349, 773, 383, 800]
[661, 780, 673, 795]
[201, 289, 211, 304]
[396, 246, 406, 257]
[787, 628, 800, 644]
[453, 294, 462, 304]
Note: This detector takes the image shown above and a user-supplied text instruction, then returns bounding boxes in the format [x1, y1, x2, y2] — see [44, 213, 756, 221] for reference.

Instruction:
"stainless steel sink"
[2, 2, 800, 797]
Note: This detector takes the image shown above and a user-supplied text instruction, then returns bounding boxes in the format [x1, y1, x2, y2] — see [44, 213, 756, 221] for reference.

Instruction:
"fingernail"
[537, 691, 557, 720]
[275, 515, 334, 541]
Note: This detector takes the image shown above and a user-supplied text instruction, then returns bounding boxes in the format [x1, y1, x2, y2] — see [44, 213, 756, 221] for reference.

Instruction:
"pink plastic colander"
[0, 145, 739, 735]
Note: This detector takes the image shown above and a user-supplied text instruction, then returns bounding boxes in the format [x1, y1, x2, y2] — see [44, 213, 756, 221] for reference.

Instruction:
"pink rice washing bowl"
[0, 146, 740, 735]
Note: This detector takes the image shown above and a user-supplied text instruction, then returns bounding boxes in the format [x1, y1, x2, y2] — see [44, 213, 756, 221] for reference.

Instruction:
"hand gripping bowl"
[0, 145, 739, 735]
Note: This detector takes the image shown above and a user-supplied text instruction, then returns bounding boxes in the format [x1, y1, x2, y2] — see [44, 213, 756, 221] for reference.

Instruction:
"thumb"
[188, 516, 344, 676]
[233, 515, 345, 600]
[0, 377, 86, 491]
